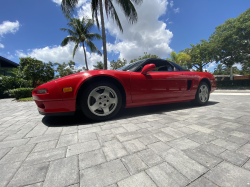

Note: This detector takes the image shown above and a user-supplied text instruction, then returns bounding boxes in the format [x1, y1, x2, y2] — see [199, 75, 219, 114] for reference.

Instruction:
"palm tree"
[60, 16, 102, 70]
[61, 0, 143, 70]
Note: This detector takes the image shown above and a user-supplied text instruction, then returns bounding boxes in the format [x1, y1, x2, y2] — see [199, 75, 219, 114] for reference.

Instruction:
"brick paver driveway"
[1, 90, 250, 187]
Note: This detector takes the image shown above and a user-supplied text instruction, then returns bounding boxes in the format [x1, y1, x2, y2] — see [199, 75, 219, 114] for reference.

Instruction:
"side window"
[152, 60, 174, 72]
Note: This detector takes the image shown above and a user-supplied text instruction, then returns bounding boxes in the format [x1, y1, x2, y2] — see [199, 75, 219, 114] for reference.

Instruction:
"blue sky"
[0, 0, 249, 71]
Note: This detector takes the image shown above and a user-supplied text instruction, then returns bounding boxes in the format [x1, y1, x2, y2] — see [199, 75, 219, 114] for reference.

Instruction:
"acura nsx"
[32, 58, 217, 121]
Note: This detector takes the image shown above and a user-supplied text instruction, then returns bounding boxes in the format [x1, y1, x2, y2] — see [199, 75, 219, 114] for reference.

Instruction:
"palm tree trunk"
[99, 0, 108, 69]
[82, 43, 89, 71]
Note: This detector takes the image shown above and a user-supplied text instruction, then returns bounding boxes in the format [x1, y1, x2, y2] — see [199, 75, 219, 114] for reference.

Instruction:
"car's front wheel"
[191, 81, 210, 106]
[80, 81, 122, 121]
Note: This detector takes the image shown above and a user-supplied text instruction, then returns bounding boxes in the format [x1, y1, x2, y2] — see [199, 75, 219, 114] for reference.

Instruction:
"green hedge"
[0, 76, 32, 98]
[216, 79, 250, 88]
[8, 88, 34, 99]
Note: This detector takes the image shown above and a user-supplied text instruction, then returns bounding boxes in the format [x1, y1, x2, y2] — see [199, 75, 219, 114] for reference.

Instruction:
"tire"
[191, 81, 210, 106]
[80, 81, 122, 121]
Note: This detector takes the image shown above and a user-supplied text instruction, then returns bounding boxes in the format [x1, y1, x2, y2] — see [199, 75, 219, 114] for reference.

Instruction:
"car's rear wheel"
[191, 81, 210, 106]
[80, 81, 122, 121]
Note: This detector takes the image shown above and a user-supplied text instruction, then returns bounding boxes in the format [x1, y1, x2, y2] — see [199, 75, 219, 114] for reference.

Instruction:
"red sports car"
[32, 58, 216, 121]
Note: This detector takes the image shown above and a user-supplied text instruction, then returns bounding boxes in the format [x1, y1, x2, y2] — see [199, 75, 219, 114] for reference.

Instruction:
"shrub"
[216, 79, 250, 88]
[8, 88, 34, 99]
[0, 76, 31, 98]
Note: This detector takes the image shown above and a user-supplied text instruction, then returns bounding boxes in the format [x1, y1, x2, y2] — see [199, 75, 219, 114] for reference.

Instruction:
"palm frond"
[83, 19, 95, 34]
[61, 0, 79, 15]
[85, 40, 102, 56]
[85, 33, 102, 41]
[72, 42, 80, 58]
[61, 36, 78, 46]
[91, 0, 100, 30]
[60, 28, 78, 36]
[115, 0, 138, 24]
[105, 0, 123, 32]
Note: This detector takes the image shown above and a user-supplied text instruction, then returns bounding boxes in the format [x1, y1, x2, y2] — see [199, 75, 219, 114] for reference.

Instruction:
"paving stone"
[219, 150, 249, 166]
[24, 147, 66, 165]
[32, 140, 57, 152]
[122, 123, 141, 132]
[8, 143, 35, 154]
[0, 162, 22, 187]
[184, 149, 223, 169]
[211, 131, 229, 139]
[148, 142, 171, 158]
[136, 122, 151, 129]
[79, 149, 106, 170]
[187, 132, 217, 144]
[68, 184, 79, 187]
[111, 127, 128, 134]
[146, 162, 190, 187]
[116, 131, 142, 142]
[188, 125, 214, 133]
[25, 125, 47, 138]
[123, 139, 146, 153]
[0, 138, 30, 149]
[137, 149, 164, 167]
[225, 135, 249, 146]
[138, 135, 159, 145]
[80, 159, 130, 187]
[28, 133, 60, 144]
[199, 143, 226, 155]
[243, 159, 250, 171]
[0, 151, 30, 164]
[43, 156, 79, 187]
[102, 140, 128, 161]
[61, 126, 78, 135]
[137, 129, 152, 135]
[57, 133, 78, 148]
[177, 126, 198, 134]
[164, 148, 208, 181]
[121, 154, 148, 175]
[78, 126, 101, 135]
[237, 144, 250, 157]
[98, 134, 116, 145]
[229, 131, 250, 139]
[168, 137, 200, 150]
[25, 182, 43, 187]
[187, 177, 218, 187]
[153, 132, 174, 142]
[0, 147, 11, 159]
[211, 139, 239, 150]
[44, 127, 63, 135]
[205, 162, 250, 187]
[117, 172, 157, 187]
[78, 132, 97, 142]
[8, 162, 49, 187]
[161, 127, 186, 138]
[67, 140, 100, 157]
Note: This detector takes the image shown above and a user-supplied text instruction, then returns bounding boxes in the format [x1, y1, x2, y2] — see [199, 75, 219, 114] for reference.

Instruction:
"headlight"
[36, 89, 47, 94]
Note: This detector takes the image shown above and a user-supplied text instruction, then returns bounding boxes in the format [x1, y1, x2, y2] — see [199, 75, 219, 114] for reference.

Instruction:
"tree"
[61, 0, 143, 70]
[110, 58, 127, 70]
[130, 52, 160, 64]
[213, 63, 241, 75]
[61, 16, 102, 71]
[93, 61, 104, 70]
[166, 51, 191, 70]
[187, 39, 213, 72]
[54, 60, 82, 78]
[209, 8, 250, 79]
[19, 57, 54, 87]
[241, 61, 250, 75]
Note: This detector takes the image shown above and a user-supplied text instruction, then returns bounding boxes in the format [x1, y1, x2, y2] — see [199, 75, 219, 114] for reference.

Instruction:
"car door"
[130, 60, 187, 103]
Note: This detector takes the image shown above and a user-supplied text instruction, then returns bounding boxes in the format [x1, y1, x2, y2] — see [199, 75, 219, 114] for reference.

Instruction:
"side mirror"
[141, 64, 156, 74]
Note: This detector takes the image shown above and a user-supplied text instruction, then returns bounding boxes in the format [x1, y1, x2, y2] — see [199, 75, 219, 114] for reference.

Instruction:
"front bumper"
[34, 99, 76, 114]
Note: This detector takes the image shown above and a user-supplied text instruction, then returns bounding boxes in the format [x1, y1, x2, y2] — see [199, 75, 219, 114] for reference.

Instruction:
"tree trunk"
[99, 0, 108, 69]
[82, 43, 89, 71]
[230, 66, 233, 80]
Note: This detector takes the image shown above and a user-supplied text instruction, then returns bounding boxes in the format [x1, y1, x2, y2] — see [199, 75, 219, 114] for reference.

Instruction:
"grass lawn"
[18, 97, 33, 102]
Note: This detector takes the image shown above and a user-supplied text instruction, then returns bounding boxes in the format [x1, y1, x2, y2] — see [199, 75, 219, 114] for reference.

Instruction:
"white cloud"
[168, 21, 173, 24]
[0, 21, 20, 37]
[174, 8, 180, 13]
[77, 2, 92, 19]
[15, 42, 103, 70]
[52, 0, 87, 7]
[0, 43, 4, 48]
[208, 61, 216, 69]
[170, 1, 174, 7]
[79, 0, 173, 62]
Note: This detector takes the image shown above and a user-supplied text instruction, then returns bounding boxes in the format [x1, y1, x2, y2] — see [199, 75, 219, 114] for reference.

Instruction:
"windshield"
[116, 59, 146, 71]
